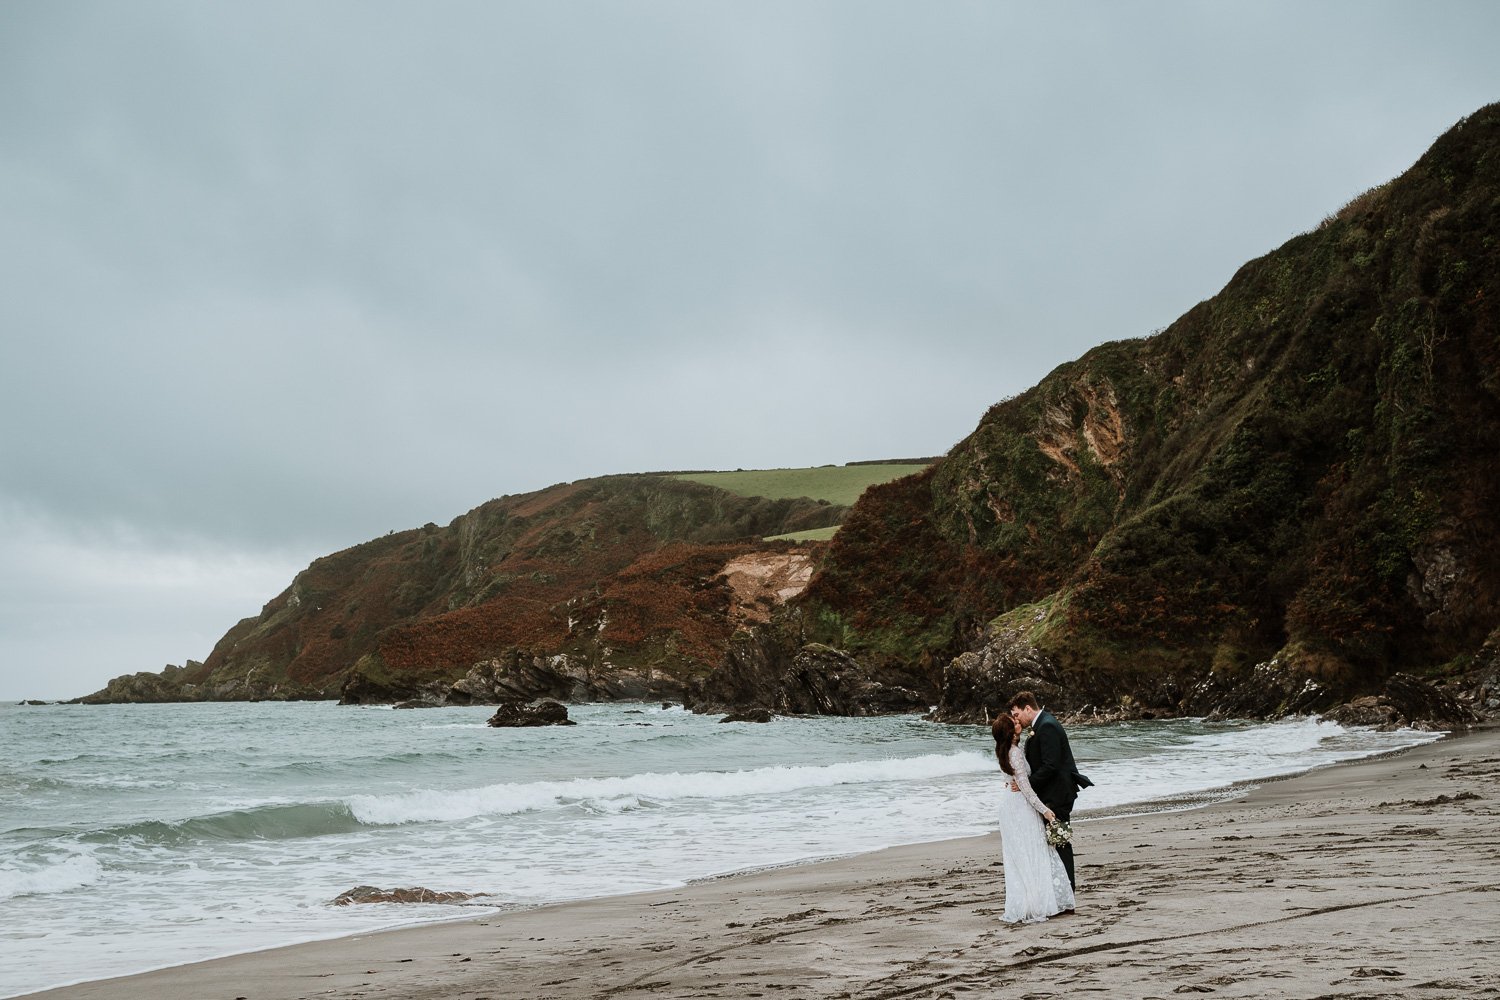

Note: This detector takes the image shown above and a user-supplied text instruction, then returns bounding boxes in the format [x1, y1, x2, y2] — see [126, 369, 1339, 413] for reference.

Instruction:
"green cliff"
[795, 104, 1500, 720]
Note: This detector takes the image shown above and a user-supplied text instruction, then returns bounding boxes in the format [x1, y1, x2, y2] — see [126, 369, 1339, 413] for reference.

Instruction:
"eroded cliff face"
[720, 552, 816, 627]
[793, 104, 1500, 722]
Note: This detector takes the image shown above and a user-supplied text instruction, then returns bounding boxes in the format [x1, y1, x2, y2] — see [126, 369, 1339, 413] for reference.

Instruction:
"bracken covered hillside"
[793, 105, 1500, 720]
[79, 475, 847, 703]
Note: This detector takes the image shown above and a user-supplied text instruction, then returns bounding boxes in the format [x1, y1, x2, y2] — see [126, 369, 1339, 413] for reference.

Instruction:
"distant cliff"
[785, 104, 1500, 722]
[78, 475, 850, 704]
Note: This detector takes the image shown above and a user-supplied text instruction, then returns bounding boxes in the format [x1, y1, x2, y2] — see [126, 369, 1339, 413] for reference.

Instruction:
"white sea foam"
[347, 751, 990, 825]
[1078, 716, 1441, 813]
[0, 854, 103, 901]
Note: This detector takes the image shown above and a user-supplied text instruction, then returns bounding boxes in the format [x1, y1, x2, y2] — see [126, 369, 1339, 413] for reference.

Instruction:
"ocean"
[0, 700, 1442, 998]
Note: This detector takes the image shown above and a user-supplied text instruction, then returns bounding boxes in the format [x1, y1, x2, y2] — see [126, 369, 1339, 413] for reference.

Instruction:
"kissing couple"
[991, 690, 1092, 924]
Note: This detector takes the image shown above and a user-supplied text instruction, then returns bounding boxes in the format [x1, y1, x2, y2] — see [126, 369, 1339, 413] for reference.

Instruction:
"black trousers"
[1053, 805, 1076, 892]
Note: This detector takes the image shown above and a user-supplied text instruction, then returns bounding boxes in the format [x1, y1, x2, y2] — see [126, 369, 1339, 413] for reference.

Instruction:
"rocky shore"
[63, 620, 1497, 736]
[925, 616, 1498, 730]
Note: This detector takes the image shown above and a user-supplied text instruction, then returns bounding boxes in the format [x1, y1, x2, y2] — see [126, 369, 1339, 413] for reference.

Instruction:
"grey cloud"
[1, 0, 1498, 697]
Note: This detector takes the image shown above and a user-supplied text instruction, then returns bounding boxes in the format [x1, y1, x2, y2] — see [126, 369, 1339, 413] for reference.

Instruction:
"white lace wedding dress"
[997, 744, 1075, 923]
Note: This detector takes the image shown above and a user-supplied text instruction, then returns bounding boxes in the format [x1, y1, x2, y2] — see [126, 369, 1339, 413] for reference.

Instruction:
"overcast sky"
[2, 2, 1497, 700]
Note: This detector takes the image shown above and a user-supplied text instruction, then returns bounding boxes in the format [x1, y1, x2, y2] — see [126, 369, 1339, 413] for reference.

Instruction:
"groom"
[1009, 690, 1092, 894]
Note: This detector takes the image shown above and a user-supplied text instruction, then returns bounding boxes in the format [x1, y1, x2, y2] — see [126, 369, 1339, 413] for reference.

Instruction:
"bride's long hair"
[992, 714, 1018, 775]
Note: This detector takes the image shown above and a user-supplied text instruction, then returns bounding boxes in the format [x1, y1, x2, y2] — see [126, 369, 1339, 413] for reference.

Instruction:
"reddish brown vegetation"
[189, 475, 838, 696]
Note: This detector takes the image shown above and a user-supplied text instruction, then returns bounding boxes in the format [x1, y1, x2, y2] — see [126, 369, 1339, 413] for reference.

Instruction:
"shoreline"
[23, 723, 1499, 1000]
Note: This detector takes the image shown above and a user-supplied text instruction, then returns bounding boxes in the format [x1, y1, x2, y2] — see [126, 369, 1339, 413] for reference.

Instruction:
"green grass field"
[670, 464, 932, 508]
[762, 525, 842, 543]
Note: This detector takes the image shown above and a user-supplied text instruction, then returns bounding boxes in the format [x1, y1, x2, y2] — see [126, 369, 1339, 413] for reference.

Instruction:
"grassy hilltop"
[672, 465, 934, 541]
[673, 465, 934, 508]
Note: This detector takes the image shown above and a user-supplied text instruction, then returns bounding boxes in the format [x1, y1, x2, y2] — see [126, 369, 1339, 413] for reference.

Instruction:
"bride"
[992, 713, 1075, 923]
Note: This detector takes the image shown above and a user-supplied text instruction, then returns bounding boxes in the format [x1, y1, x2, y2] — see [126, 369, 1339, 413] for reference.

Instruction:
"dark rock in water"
[720, 708, 774, 723]
[21, 700, 50, 706]
[661, 702, 676, 710]
[332, 885, 482, 905]
[486, 699, 575, 727]
[1325, 673, 1479, 730]
[392, 699, 442, 709]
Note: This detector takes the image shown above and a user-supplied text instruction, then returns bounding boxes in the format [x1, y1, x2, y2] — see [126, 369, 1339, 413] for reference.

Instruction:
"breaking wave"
[0, 854, 103, 901]
[80, 802, 366, 846]
[347, 752, 992, 826]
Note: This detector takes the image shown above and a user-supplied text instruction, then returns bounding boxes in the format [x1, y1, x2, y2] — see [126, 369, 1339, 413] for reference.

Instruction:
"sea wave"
[256, 749, 467, 778]
[79, 802, 367, 847]
[0, 854, 103, 901]
[347, 751, 993, 826]
[1076, 716, 1443, 812]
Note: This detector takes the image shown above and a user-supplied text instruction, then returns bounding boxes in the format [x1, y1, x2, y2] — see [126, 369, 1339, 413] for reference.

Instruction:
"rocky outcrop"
[927, 615, 1068, 724]
[338, 649, 688, 708]
[332, 885, 483, 905]
[445, 654, 585, 704]
[1461, 627, 1500, 716]
[71, 662, 330, 704]
[338, 668, 451, 707]
[686, 628, 929, 717]
[929, 622, 1496, 727]
[684, 628, 790, 714]
[776, 644, 928, 717]
[72, 671, 184, 704]
[486, 699, 575, 727]
[1324, 673, 1480, 730]
[1182, 656, 1338, 721]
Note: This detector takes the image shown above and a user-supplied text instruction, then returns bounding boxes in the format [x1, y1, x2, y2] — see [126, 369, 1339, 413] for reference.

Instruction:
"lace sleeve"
[1009, 747, 1051, 817]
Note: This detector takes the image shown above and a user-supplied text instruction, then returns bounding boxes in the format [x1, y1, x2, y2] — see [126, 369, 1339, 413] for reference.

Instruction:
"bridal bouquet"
[1045, 820, 1072, 847]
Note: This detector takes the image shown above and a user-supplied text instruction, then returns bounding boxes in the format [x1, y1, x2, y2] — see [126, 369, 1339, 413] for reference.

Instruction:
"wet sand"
[29, 725, 1500, 1000]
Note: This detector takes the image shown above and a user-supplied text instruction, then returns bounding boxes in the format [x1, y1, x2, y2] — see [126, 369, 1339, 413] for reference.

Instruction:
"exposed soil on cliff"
[721, 551, 817, 627]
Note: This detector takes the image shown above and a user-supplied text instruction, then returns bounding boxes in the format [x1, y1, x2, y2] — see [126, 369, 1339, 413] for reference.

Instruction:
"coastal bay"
[27, 724, 1498, 1000]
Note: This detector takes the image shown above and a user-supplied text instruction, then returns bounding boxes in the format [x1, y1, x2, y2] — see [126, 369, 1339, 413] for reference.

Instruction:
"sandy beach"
[29, 724, 1499, 1000]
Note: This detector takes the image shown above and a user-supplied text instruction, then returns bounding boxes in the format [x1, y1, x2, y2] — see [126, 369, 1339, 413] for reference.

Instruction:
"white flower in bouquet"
[1045, 820, 1072, 847]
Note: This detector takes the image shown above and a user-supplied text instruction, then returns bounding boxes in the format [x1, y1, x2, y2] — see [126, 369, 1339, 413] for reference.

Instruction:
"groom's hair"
[1008, 690, 1039, 710]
